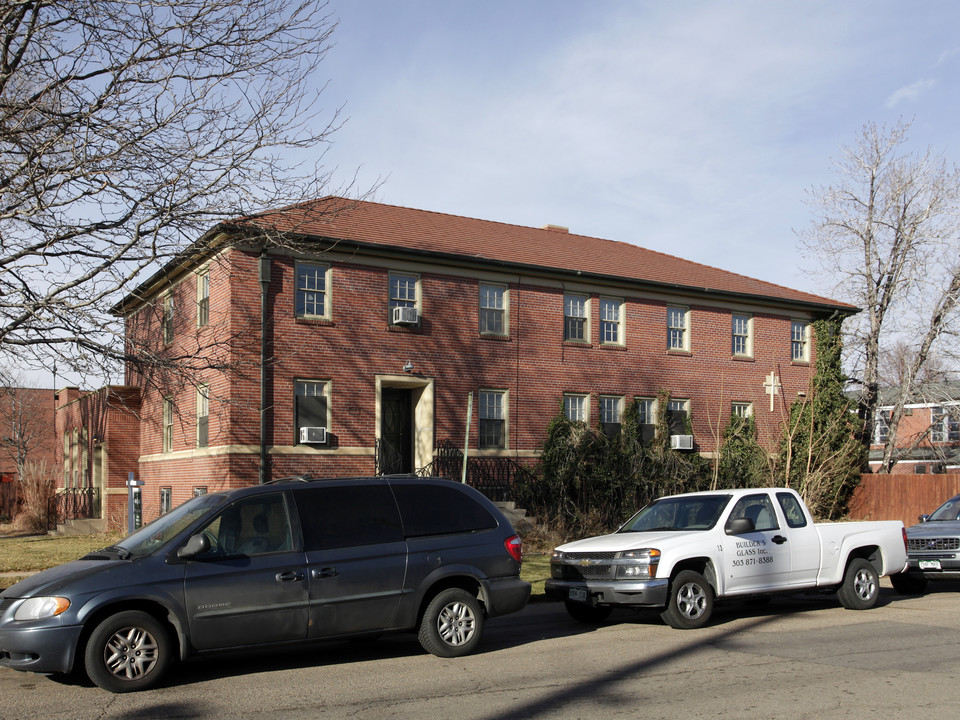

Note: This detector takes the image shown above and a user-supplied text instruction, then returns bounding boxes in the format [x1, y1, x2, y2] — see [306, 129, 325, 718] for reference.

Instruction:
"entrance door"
[381, 389, 413, 474]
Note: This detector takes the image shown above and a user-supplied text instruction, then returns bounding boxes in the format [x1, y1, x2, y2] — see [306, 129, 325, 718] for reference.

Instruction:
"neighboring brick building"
[57, 197, 855, 526]
[870, 383, 960, 474]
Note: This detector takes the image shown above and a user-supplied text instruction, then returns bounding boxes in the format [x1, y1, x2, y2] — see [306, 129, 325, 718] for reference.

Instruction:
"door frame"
[375, 375, 435, 473]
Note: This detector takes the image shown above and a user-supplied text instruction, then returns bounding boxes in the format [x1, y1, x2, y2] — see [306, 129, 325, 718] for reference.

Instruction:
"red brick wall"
[119, 246, 821, 513]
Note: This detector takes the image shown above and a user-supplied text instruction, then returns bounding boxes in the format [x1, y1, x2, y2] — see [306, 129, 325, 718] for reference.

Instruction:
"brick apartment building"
[871, 382, 960, 473]
[55, 197, 855, 527]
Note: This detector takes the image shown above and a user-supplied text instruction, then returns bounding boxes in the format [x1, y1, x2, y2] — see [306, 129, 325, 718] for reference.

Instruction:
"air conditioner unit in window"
[670, 434, 694, 451]
[299, 426, 326, 444]
[392, 306, 419, 325]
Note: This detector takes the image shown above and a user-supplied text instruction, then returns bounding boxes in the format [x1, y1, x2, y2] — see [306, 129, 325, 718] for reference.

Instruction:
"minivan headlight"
[14, 596, 71, 621]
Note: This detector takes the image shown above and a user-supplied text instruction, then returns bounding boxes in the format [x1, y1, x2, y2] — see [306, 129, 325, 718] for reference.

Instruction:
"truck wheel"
[564, 599, 612, 624]
[890, 572, 927, 595]
[83, 610, 171, 693]
[418, 588, 484, 658]
[837, 558, 880, 610]
[661, 570, 713, 629]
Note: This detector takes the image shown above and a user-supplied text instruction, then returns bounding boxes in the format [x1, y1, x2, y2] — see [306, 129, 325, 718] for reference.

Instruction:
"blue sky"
[313, 0, 960, 297]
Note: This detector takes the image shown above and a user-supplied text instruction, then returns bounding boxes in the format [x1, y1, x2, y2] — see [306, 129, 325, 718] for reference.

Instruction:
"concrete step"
[496, 502, 536, 532]
[52, 518, 106, 536]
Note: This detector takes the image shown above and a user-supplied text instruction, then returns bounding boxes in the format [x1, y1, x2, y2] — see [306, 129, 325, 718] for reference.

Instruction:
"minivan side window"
[293, 485, 404, 551]
[392, 484, 497, 537]
[198, 493, 293, 558]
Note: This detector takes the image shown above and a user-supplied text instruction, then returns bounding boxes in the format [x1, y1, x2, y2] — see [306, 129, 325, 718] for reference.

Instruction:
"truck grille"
[558, 552, 616, 580]
[908, 537, 960, 552]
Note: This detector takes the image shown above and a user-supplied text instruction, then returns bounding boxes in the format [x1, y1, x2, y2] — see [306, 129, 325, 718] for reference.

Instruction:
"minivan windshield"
[114, 493, 228, 557]
[928, 495, 960, 522]
[618, 494, 731, 533]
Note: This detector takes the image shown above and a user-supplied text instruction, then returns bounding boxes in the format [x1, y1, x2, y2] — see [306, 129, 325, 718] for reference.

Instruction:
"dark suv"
[892, 493, 960, 594]
[0, 476, 530, 692]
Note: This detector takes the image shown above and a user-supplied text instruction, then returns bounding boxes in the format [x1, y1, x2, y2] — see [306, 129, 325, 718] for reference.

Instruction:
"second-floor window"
[791, 321, 809, 362]
[667, 306, 689, 351]
[162, 397, 173, 453]
[600, 298, 622, 345]
[564, 294, 588, 342]
[732, 313, 751, 357]
[874, 409, 891, 444]
[932, 406, 960, 442]
[196, 269, 209, 327]
[160, 487, 172, 515]
[478, 390, 506, 449]
[479, 284, 506, 335]
[296, 262, 328, 319]
[389, 272, 419, 324]
[162, 294, 174, 345]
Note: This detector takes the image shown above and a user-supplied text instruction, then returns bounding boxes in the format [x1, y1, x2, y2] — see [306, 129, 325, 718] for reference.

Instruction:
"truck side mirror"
[177, 533, 211, 559]
[725, 517, 755, 535]
[919, 514, 930, 523]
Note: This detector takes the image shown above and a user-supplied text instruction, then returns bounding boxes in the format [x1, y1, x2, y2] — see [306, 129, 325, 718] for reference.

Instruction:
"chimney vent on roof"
[542, 224, 569, 233]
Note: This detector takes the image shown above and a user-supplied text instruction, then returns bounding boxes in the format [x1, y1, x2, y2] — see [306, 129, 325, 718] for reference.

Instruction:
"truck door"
[721, 493, 792, 593]
[775, 491, 821, 586]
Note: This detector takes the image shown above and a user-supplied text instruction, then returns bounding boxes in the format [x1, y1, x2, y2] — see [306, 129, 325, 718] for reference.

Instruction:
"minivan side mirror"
[177, 533, 211, 559]
[725, 517, 755, 535]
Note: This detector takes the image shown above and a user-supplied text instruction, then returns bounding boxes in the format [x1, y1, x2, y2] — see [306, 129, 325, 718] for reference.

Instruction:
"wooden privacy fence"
[848, 473, 960, 527]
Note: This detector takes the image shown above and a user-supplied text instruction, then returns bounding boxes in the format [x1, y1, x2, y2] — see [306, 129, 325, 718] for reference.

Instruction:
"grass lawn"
[0, 528, 554, 599]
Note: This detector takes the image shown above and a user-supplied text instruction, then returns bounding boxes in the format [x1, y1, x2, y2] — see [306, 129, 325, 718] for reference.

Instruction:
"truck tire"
[890, 571, 928, 595]
[564, 599, 612, 624]
[660, 570, 713, 629]
[83, 610, 171, 693]
[837, 558, 880, 610]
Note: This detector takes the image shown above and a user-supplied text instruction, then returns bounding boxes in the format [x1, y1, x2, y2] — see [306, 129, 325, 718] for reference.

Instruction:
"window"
[634, 396, 657, 444]
[295, 380, 328, 444]
[160, 487, 173, 515]
[731, 402, 753, 419]
[667, 399, 689, 434]
[599, 297, 623, 345]
[162, 294, 174, 345]
[294, 485, 403, 550]
[196, 269, 210, 327]
[932, 406, 960, 442]
[564, 293, 588, 342]
[564, 393, 588, 423]
[600, 395, 623, 437]
[729, 494, 779, 532]
[197, 493, 293, 558]
[197, 384, 209, 448]
[667, 306, 689, 351]
[874, 409, 891, 444]
[296, 262, 329, 319]
[162, 397, 173, 453]
[389, 272, 418, 319]
[791, 321, 809, 361]
[393, 484, 497, 537]
[479, 284, 506, 335]
[193, 486, 208, 497]
[777, 492, 808, 528]
[732, 313, 752, 357]
[478, 390, 506, 450]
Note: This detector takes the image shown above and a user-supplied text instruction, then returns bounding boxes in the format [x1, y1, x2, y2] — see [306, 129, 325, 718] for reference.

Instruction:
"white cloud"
[885, 79, 938, 108]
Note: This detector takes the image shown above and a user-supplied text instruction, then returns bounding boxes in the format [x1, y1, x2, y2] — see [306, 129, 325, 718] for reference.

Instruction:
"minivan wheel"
[418, 588, 484, 658]
[84, 610, 171, 693]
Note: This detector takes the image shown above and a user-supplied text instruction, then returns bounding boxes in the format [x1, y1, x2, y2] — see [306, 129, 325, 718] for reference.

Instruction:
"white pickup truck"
[545, 488, 908, 628]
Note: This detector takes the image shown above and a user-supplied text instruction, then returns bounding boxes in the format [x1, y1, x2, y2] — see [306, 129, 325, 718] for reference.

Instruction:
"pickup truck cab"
[545, 488, 907, 628]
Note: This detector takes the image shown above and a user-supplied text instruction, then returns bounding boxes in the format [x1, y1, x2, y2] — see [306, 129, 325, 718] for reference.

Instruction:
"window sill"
[791, 359, 810, 366]
[563, 340, 592, 348]
[731, 355, 755, 362]
[600, 343, 627, 351]
[295, 316, 334, 327]
[387, 323, 422, 334]
[478, 333, 511, 342]
[667, 349, 692, 357]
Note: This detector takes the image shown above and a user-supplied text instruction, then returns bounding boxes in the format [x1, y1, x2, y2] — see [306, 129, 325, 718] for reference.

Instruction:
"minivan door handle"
[276, 570, 305, 583]
[312, 567, 338, 579]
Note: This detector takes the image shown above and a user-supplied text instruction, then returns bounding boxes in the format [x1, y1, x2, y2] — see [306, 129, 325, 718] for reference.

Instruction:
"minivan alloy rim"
[103, 625, 160, 680]
[437, 600, 477, 646]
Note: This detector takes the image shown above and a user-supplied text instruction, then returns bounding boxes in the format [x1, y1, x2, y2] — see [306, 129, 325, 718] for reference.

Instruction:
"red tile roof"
[233, 197, 853, 312]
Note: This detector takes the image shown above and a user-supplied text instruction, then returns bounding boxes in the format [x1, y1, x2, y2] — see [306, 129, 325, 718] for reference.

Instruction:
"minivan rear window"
[392, 483, 497, 537]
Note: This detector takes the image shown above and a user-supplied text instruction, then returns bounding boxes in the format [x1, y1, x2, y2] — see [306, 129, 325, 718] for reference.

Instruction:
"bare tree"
[0, 0, 343, 382]
[802, 120, 960, 473]
[878, 339, 954, 388]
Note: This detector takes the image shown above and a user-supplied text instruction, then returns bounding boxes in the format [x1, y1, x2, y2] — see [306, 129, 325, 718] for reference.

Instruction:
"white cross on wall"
[763, 371, 782, 412]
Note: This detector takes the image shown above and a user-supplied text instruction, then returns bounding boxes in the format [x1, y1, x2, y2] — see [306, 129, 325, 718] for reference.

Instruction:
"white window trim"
[563, 393, 590, 423]
[599, 297, 624, 346]
[295, 379, 332, 442]
[731, 401, 754, 419]
[791, 320, 810, 362]
[563, 293, 590, 342]
[667, 305, 690, 352]
[479, 283, 509, 336]
[478, 388, 509, 450]
[295, 261, 332, 320]
[196, 266, 210, 327]
[599, 395, 624, 424]
[633, 396, 658, 425]
[732, 313, 753, 358]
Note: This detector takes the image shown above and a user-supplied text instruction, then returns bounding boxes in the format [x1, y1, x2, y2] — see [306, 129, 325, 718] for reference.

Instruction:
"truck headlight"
[14, 596, 71, 621]
[615, 548, 660, 579]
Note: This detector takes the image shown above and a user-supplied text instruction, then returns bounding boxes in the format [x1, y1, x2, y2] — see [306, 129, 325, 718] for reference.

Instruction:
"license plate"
[919, 559, 942, 570]
[568, 587, 589, 603]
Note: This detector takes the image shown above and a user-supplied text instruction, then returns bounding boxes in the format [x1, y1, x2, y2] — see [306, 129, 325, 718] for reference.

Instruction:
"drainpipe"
[258, 253, 271, 484]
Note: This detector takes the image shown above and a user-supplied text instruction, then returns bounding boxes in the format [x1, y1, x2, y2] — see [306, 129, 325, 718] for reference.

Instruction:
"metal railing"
[418, 440, 534, 502]
[47, 487, 101, 530]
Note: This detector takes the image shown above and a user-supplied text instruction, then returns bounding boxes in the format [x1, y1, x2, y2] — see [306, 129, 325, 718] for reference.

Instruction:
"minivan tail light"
[504, 534, 523, 563]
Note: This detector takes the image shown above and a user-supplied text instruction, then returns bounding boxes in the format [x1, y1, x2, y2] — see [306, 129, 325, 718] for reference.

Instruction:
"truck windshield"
[618, 494, 731, 532]
[928, 496, 960, 521]
[114, 493, 228, 557]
